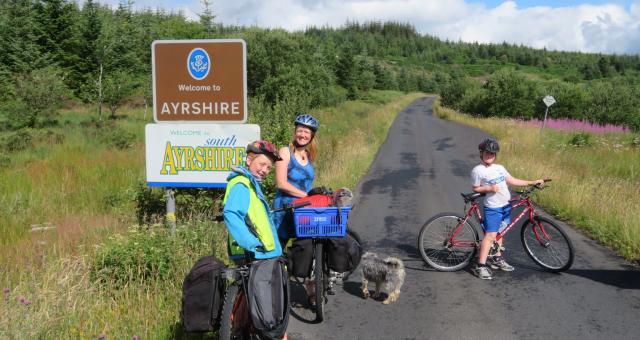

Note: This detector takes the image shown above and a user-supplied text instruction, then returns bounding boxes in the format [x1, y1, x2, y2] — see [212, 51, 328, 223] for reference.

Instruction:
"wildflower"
[98, 332, 106, 339]
[3, 288, 9, 298]
[133, 336, 139, 340]
[17, 296, 31, 306]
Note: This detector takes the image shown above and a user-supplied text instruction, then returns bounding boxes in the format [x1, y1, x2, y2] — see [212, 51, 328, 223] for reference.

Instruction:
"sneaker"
[472, 264, 493, 280]
[488, 256, 515, 272]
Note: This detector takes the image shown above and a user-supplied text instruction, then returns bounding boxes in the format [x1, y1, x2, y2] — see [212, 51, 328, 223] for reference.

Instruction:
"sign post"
[541, 95, 556, 133]
[149, 39, 251, 230]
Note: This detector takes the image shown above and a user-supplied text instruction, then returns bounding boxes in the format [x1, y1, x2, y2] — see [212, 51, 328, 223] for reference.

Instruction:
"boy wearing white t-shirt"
[471, 138, 545, 280]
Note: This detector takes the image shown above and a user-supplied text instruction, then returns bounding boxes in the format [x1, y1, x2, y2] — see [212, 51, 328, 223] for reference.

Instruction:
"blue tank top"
[272, 147, 315, 239]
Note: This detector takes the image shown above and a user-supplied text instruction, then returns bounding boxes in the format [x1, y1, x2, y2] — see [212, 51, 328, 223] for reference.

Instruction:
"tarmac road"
[287, 96, 640, 340]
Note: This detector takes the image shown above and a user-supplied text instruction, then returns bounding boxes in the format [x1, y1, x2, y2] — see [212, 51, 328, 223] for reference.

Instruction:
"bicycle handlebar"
[519, 178, 552, 197]
[212, 201, 312, 222]
[271, 201, 311, 213]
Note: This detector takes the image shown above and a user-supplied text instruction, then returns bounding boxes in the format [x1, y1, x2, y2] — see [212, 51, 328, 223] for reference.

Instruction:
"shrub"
[134, 183, 166, 225]
[173, 188, 223, 221]
[630, 134, 640, 148]
[91, 222, 226, 288]
[0, 152, 10, 167]
[104, 126, 137, 150]
[92, 227, 179, 286]
[568, 132, 592, 147]
[1, 128, 34, 152]
[134, 183, 224, 225]
[9, 66, 68, 129]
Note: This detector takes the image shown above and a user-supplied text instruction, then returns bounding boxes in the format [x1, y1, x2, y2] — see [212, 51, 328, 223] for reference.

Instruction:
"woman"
[272, 113, 319, 243]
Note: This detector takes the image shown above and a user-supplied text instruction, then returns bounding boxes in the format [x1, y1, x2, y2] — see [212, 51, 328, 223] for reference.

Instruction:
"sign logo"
[187, 48, 210, 80]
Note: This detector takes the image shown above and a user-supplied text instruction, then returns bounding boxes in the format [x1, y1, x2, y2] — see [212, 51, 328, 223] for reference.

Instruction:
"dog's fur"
[360, 252, 405, 304]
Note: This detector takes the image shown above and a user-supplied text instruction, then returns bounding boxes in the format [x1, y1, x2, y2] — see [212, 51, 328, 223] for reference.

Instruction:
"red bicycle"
[418, 180, 574, 272]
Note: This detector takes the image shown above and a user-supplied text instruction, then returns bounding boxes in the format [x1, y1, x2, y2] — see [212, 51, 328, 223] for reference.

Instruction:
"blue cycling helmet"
[294, 113, 319, 132]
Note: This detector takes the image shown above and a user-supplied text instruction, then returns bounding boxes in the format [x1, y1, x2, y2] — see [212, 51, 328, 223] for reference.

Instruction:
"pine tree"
[34, 0, 82, 88]
[73, 0, 101, 99]
[0, 0, 48, 75]
[198, 0, 216, 35]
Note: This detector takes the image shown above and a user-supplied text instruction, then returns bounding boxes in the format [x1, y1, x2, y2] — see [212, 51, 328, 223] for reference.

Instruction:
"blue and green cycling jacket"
[222, 166, 282, 260]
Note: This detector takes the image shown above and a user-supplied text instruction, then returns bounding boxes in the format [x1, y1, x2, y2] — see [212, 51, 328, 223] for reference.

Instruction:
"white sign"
[145, 123, 260, 187]
[543, 95, 556, 107]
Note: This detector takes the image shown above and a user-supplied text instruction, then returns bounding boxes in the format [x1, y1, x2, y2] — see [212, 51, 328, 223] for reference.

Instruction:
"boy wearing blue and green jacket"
[223, 140, 283, 260]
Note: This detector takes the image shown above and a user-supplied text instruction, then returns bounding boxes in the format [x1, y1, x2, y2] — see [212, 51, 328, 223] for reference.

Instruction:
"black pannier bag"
[247, 257, 289, 340]
[327, 233, 362, 273]
[181, 255, 226, 332]
[286, 238, 314, 278]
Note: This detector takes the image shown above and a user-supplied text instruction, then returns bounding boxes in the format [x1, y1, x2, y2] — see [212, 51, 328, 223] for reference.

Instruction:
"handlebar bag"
[181, 255, 226, 332]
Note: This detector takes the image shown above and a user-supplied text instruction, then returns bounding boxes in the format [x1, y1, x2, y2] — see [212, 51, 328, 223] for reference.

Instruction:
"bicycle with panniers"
[418, 180, 574, 273]
[289, 188, 361, 323]
[218, 201, 309, 340]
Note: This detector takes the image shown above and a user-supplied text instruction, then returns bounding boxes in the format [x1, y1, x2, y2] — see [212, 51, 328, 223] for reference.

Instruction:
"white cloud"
[97, 0, 640, 54]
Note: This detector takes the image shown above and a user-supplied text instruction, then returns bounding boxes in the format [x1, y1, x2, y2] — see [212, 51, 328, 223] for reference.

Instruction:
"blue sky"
[98, 0, 640, 54]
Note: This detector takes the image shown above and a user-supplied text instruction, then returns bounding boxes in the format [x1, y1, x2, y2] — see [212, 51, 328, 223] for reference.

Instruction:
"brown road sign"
[152, 39, 247, 123]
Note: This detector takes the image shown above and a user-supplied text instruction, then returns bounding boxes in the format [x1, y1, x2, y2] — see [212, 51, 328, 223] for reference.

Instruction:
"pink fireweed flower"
[3, 288, 9, 297]
[133, 336, 139, 340]
[523, 118, 631, 134]
[17, 296, 31, 306]
[98, 332, 106, 340]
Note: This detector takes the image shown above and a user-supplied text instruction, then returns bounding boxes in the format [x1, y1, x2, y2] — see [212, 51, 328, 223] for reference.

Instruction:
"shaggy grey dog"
[360, 252, 406, 304]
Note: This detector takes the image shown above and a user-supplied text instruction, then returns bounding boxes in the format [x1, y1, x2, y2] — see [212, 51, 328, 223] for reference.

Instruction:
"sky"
[98, 0, 640, 55]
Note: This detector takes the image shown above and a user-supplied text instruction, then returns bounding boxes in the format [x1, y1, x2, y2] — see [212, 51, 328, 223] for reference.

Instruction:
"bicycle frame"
[451, 191, 547, 247]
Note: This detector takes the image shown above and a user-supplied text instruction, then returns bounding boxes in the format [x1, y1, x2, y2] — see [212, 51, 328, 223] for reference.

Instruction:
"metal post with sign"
[148, 39, 258, 230]
[541, 95, 556, 133]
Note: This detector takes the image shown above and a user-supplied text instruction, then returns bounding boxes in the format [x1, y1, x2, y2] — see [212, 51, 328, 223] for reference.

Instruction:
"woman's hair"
[289, 134, 318, 162]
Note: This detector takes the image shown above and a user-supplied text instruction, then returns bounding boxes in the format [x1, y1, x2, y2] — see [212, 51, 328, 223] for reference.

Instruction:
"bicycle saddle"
[461, 192, 486, 203]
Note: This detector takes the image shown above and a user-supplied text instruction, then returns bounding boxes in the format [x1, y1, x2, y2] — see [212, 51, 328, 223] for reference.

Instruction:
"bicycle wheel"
[314, 241, 325, 322]
[521, 216, 574, 272]
[219, 285, 250, 340]
[418, 212, 478, 271]
[219, 284, 239, 340]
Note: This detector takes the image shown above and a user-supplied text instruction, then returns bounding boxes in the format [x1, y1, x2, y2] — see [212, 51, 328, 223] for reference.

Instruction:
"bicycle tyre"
[314, 241, 324, 322]
[521, 216, 574, 272]
[418, 212, 478, 271]
[219, 284, 240, 340]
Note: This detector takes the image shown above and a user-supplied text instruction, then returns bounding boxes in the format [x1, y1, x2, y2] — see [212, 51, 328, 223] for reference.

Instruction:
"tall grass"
[434, 99, 640, 261]
[0, 111, 146, 279]
[1, 91, 423, 338]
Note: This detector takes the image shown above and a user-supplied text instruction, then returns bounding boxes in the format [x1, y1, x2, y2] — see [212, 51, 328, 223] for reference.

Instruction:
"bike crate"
[293, 206, 351, 238]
